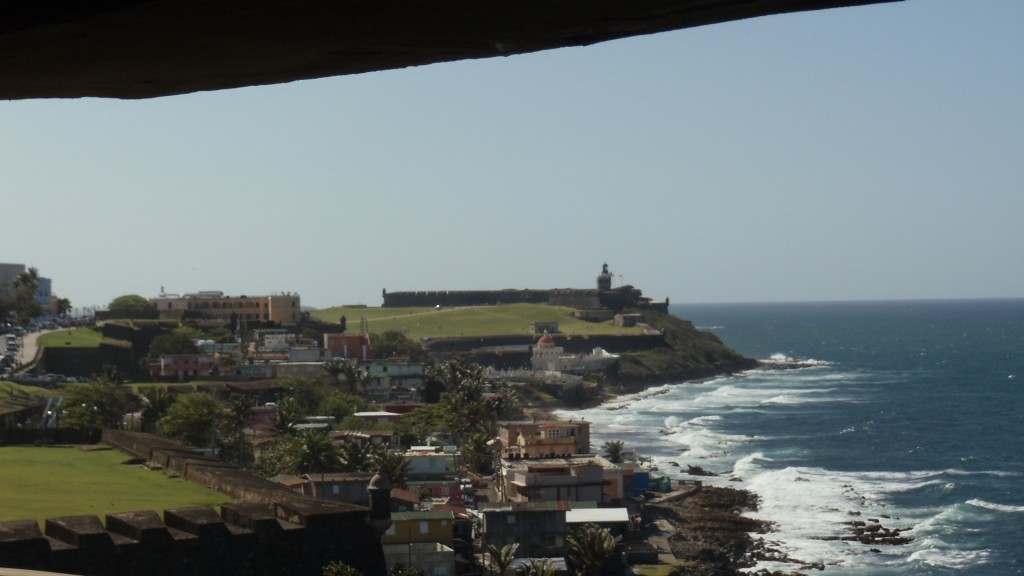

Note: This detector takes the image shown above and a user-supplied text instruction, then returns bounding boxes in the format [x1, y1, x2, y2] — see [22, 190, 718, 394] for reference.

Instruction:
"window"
[506, 515, 516, 524]
[420, 521, 429, 534]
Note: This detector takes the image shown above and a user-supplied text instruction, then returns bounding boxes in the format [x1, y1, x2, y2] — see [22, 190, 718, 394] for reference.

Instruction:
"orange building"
[324, 333, 371, 361]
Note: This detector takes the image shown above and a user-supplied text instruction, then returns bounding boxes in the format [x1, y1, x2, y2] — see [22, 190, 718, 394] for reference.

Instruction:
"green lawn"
[0, 446, 233, 524]
[36, 328, 105, 349]
[311, 303, 643, 340]
[1, 381, 58, 399]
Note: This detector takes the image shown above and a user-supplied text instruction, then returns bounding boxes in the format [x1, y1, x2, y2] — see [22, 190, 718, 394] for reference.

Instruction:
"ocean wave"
[762, 353, 833, 367]
[906, 547, 991, 569]
[966, 499, 1024, 513]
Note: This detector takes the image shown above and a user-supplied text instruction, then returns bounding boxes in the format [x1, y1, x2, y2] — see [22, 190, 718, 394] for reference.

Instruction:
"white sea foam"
[906, 547, 992, 569]
[762, 352, 833, 367]
[966, 499, 1024, 513]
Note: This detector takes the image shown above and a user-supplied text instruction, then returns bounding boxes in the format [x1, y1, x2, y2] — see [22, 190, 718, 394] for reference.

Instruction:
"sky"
[3, 0, 1022, 311]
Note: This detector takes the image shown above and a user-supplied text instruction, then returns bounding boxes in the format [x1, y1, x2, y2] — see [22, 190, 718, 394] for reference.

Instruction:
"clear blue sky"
[3, 0, 1022, 311]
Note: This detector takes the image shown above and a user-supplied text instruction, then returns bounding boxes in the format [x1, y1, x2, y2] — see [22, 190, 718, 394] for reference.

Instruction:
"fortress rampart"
[0, 431, 388, 576]
[383, 286, 667, 313]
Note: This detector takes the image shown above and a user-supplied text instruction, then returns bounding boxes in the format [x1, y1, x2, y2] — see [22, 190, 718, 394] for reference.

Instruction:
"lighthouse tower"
[596, 263, 613, 291]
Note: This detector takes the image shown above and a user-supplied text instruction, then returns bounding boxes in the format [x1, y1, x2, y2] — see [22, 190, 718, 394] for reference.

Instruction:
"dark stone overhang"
[1, 0, 899, 100]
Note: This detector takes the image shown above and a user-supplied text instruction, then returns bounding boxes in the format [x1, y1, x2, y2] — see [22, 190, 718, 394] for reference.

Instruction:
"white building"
[530, 333, 619, 374]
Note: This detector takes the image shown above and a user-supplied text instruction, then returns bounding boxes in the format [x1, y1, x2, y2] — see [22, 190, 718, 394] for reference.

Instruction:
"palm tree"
[602, 440, 625, 464]
[273, 398, 300, 436]
[290, 430, 341, 496]
[519, 558, 556, 576]
[486, 542, 518, 576]
[321, 358, 346, 387]
[565, 523, 621, 576]
[338, 362, 372, 394]
[338, 439, 373, 472]
[370, 445, 410, 489]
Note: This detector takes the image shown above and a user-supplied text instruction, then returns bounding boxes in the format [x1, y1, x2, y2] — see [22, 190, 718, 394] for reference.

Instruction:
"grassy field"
[0, 446, 233, 524]
[1, 381, 59, 399]
[311, 303, 643, 340]
[36, 328, 105, 349]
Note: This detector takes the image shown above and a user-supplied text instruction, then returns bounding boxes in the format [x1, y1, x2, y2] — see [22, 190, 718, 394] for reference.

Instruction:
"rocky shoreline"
[555, 363, 915, 574]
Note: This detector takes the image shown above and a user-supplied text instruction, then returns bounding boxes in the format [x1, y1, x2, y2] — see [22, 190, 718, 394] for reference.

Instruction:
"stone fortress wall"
[383, 286, 666, 313]
[0, 431, 388, 576]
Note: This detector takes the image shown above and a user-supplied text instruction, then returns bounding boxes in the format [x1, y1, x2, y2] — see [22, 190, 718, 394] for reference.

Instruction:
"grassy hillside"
[612, 309, 758, 389]
[1, 381, 59, 399]
[311, 303, 645, 340]
[0, 446, 232, 524]
[314, 303, 756, 390]
[37, 327, 105, 348]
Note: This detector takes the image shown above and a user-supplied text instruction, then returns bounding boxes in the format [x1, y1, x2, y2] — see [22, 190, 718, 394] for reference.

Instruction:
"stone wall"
[383, 286, 667, 313]
[382, 289, 551, 308]
[0, 431, 389, 576]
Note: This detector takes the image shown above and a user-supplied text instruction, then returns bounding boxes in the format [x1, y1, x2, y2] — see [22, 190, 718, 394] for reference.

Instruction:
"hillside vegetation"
[612, 309, 758, 389]
[315, 303, 756, 389]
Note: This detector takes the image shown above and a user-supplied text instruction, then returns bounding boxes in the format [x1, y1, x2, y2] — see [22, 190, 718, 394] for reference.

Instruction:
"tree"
[338, 362, 372, 394]
[321, 358, 347, 387]
[602, 440, 625, 464]
[158, 392, 223, 448]
[9, 267, 42, 324]
[564, 523, 622, 576]
[148, 332, 199, 358]
[107, 294, 154, 315]
[322, 561, 364, 576]
[394, 404, 446, 447]
[337, 440, 373, 473]
[272, 398, 301, 436]
[370, 445, 410, 489]
[221, 394, 253, 466]
[287, 430, 341, 485]
[56, 297, 72, 317]
[140, 386, 175, 433]
[520, 558, 556, 576]
[281, 377, 326, 415]
[486, 542, 519, 576]
[339, 315, 347, 334]
[317, 390, 368, 423]
[59, 381, 132, 429]
[432, 360, 491, 442]
[372, 330, 428, 361]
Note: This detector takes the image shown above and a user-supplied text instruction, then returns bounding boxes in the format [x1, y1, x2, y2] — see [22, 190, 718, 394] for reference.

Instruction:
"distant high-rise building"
[0, 263, 26, 299]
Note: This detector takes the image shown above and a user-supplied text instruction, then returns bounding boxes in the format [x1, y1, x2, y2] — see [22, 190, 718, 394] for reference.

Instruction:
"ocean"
[556, 299, 1024, 574]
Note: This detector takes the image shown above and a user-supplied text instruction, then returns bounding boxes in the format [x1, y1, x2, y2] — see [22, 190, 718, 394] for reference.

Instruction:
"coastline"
[546, 364, 817, 575]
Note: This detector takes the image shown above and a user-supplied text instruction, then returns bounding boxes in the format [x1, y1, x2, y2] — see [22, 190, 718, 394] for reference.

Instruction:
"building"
[300, 472, 374, 505]
[565, 507, 631, 537]
[148, 354, 215, 381]
[478, 501, 569, 558]
[499, 420, 591, 460]
[499, 455, 625, 505]
[152, 291, 301, 324]
[324, 332, 372, 361]
[383, 510, 456, 547]
[530, 333, 619, 374]
[382, 542, 455, 576]
[0, 263, 24, 299]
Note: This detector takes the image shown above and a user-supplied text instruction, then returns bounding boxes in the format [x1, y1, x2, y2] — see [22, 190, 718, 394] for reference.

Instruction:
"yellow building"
[152, 291, 300, 324]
